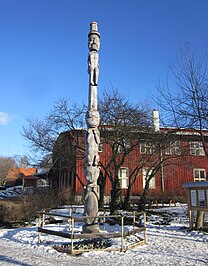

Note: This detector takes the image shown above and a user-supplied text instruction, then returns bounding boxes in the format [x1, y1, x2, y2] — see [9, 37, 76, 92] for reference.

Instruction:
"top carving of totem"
[88, 22, 100, 86]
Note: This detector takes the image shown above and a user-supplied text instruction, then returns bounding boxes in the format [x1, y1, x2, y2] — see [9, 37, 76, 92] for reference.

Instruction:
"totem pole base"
[82, 223, 99, 234]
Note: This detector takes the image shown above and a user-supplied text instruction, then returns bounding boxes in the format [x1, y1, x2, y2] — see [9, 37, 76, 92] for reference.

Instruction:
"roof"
[7, 168, 37, 181]
[183, 181, 208, 188]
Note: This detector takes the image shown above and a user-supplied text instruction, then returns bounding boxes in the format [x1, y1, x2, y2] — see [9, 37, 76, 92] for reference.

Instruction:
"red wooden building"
[51, 124, 208, 200]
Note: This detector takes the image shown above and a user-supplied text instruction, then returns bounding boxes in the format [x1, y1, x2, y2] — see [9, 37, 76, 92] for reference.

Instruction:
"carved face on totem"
[85, 165, 100, 183]
[88, 34, 100, 52]
[86, 110, 100, 128]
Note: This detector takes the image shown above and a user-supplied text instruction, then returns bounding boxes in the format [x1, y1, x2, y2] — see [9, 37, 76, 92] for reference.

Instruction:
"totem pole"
[82, 22, 100, 233]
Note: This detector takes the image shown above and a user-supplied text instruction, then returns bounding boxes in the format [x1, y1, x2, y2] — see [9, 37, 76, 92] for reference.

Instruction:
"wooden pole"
[38, 214, 41, 243]
[133, 211, 136, 229]
[103, 209, 106, 230]
[71, 218, 74, 255]
[121, 215, 124, 252]
[144, 212, 147, 244]
[189, 210, 194, 230]
[68, 207, 72, 230]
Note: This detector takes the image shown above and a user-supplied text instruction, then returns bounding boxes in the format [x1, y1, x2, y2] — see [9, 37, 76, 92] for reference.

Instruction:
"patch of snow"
[0, 204, 207, 265]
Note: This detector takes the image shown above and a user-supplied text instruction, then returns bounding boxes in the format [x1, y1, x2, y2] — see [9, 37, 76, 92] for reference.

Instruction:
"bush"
[147, 188, 187, 203]
[0, 187, 75, 225]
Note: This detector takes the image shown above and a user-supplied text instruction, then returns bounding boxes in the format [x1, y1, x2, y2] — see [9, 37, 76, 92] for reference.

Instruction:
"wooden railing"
[37, 208, 146, 255]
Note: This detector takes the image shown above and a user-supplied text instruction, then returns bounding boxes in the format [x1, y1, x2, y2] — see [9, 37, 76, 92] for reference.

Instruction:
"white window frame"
[193, 168, 206, 182]
[190, 141, 205, 156]
[140, 141, 154, 154]
[118, 167, 129, 189]
[165, 140, 181, 155]
[98, 142, 103, 152]
[142, 168, 156, 189]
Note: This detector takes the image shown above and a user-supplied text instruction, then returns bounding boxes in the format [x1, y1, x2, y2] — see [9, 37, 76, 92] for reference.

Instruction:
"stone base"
[82, 223, 99, 234]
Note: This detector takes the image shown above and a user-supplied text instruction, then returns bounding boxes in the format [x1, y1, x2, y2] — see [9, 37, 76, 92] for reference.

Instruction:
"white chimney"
[152, 109, 160, 132]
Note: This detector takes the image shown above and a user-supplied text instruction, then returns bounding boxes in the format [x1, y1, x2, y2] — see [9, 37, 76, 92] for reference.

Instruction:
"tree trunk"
[138, 184, 149, 211]
[122, 185, 132, 210]
[110, 177, 121, 214]
[98, 171, 106, 210]
[195, 211, 204, 229]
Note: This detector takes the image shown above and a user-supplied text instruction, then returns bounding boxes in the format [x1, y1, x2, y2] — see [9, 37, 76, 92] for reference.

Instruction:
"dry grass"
[0, 188, 75, 225]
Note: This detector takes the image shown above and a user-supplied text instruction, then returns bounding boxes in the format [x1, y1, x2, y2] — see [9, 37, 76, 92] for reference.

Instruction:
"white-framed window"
[98, 142, 103, 152]
[140, 141, 154, 154]
[165, 140, 181, 155]
[142, 168, 156, 189]
[193, 169, 206, 182]
[118, 140, 131, 153]
[118, 144, 123, 153]
[190, 141, 205, 156]
[118, 167, 129, 189]
[123, 139, 131, 151]
[113, 142, 123, 154]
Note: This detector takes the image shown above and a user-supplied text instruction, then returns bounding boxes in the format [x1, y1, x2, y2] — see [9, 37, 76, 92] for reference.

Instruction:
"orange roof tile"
[7, 168, 37, 181]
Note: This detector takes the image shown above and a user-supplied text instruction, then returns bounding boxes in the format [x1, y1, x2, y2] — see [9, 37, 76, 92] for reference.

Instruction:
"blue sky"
[0, 0, 208, 157]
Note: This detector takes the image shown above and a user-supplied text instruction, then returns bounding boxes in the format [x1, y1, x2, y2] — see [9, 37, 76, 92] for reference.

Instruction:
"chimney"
[152, 109, 160, 132]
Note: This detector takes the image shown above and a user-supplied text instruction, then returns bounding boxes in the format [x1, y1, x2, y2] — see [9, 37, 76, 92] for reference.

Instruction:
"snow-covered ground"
[0, 203, 207, 266]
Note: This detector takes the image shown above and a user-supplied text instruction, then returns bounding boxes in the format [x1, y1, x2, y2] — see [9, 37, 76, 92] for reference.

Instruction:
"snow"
[0, 204, 207, 265]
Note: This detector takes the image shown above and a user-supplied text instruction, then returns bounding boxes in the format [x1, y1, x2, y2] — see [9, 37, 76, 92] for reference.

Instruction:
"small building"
[6, 168, 37, 187]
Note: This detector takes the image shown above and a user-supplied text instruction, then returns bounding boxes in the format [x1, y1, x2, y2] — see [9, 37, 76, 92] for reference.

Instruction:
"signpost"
[183, 181, 208, 229]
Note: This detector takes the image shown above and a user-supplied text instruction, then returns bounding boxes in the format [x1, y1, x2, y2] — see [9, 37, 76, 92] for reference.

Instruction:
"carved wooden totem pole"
[83, 22, 100, 233]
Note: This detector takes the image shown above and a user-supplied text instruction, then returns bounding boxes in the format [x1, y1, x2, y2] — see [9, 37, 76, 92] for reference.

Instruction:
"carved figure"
[88, 33, 100, 86]
[86, 110, 100, 128]
[85, 128, 100, 167]
[83, 183, 99, 227]
[84, 165, 100, 183]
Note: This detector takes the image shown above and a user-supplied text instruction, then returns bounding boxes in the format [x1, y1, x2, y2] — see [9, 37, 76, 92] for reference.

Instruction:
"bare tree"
[157, 46, 208, 228]
[0, 156, 16, 185]
[98, 89, 152, 213]
[157, 46, 208, 132]
[22, 99, 86, 166]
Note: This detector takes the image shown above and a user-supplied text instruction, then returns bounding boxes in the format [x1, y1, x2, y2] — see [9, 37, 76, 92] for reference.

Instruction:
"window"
[142, 168, 156, 189]
[118, 167, 129, 189]
[166, 140, 181, 155]
[190, 142, 205, 156]
[113, 142, 123, 154]
[118, 144, 123, 153]
[123, 139, 131, 151]
[98, 142, 103, 152]
[140, 141, 154, 154]
[193, 169, 206, 182]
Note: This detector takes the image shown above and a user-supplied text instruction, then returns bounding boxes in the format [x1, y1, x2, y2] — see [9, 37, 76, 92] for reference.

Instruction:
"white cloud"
[0, 112, 13, 126]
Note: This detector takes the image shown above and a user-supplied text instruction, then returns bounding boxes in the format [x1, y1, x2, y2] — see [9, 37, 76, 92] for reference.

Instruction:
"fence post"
[38, 213, 41, 243]
[68, 207, 72, 230]
[143, 212, 147, 244]
[121, 215, 124, 252]
[71, 218, 74, 255]
[42, 210, 45, 228]
[103, 209, 106, 230]
[133, 211, 136, 229]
